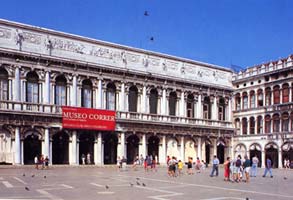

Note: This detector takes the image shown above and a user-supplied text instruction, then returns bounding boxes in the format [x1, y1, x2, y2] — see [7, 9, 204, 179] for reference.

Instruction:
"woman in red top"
[224, 157, 230, 181]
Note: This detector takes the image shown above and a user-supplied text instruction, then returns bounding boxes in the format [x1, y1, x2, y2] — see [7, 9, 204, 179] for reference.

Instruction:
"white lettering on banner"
[63, 112, 115, 121]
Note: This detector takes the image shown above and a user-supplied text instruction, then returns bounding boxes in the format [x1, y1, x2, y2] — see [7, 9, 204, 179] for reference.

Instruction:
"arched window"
[242, 118, 248, 135]
[0, 68, 8, 100]
[257, 89, 263, 107]
[149, 89, 158, 114]
[55, 75, 67, 106]
[282, 84, 289, 103]
[235, 93, 241, 110]
[235, 118, 240, 135]
[26, 72, 39, 103]
[265, 115, 271, 133]
[282, 112, 289, 132]
[203, 96, 211, 119]
[128, 86, 138, 112]
[265, 87, 271, 106]
[81, 79, 92, 108]
[187, 94, 194, 118]
[273, 114, 280, 133]
[243, 92, 248, 109]
[250, 117, 255, 135]
[218, 97, 226, 121]
[106, 83, 116, 110]
[250, 91, 255, 108]
[273, 85, 280, 104]
[257, 116, 263, 134]
[169, 92, 177, 116]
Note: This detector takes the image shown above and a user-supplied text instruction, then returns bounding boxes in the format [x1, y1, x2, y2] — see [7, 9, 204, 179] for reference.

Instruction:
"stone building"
[0, 19, 234, 166]
[232, 56, 293, 168]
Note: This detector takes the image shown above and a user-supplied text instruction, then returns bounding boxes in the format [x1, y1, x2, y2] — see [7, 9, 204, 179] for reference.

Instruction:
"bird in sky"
[144, 11, 149, 16]
[150, 37, 154, 41]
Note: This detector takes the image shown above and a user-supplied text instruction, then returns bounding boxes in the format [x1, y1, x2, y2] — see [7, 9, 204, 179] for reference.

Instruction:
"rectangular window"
[218, 106, 223, 121]
[187, 102, 193, 118]
[27, 82, 38, 103]
[0, 80, 8, 100]
[107, 92, 115, 110]
[243, 97, 248, 109]
[83, 88, 92, 108]
[203, 104, 208, 119]
[55, 85, 66, 106]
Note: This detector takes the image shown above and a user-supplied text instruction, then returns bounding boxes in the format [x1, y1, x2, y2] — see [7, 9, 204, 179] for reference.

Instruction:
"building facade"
[232, 57, 293, 168]
[0, 19, 234, 166]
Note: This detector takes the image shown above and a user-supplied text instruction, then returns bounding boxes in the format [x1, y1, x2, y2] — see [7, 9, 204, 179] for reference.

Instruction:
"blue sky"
[1, 0, 293, 70]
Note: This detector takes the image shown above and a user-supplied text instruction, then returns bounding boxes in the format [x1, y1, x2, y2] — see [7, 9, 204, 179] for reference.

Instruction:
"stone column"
[71, 131, 78, 165]
[139, 134, 147, 158]
[120, 82, 125, 111]
[159, 135, 166, 165]
[14, 127, 21, 165]
[71, 75, 77, 106]
[14, 67, 21, 101]
[8, 78, 12, 100]
[180, 91, 185, 117]
[162, 88, 166, 115]
[261, 150, 265, 168]
[180, 136, 184, 162]
[213, 139, 217, 156]
[278, 150, 282, 169]
[97, 79, 103, 109]
[44, 71, 50, 104]
[117, 132, 126, 158]
[44, 128, 50, 158]
[228, 98, 232, 121]
[212, 96, 218, 120]
[197, 94, 202, 118]
[141, 85, 146, 113]
[247, 119, 250, 135]
[197, 137, 202, 159]
[95, 132, 103, 165]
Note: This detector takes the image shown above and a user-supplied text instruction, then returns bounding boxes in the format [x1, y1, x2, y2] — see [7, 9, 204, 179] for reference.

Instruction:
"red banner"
[62, 106, 116, 131]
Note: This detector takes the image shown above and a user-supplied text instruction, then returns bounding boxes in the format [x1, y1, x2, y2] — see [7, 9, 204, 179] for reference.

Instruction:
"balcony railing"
[0, 100, 233, 129]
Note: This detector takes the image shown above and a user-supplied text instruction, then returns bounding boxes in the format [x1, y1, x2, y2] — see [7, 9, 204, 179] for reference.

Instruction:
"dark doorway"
[24, 134, 41, 164]
[79, 132, 95, 164]
[148, 136, 160, 160]
[282, 147, 293, 166]
[250, 149, 262, 167]
[127, 135, 139, 164]
[104, 133, 118, 164]
[217, 144, 225, 164]
[266, 146, 278, 168]
[205, 144, 211, 164]
[52, 131, 69, 164]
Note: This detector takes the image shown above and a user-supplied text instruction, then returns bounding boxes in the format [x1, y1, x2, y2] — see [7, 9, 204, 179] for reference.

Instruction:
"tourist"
[263, 157, 273, 178]
[178, 160, 183, 175]
[210, 155, 219, 177]
[117, 156, 121, 170]
[81, 154, 86, 165]
[44, 156, 49, 169]
[86, 153, 91, 164]
[235, 155, 242, 182]
[243, 155, 251, 183]
[250, 155, 259, 177]
[284, 157, 290, 169]
[195, 157, 202, 173]
[223, 157, 230, 181]
[34, 155, 39, 170]
[186, 157, 193, 175]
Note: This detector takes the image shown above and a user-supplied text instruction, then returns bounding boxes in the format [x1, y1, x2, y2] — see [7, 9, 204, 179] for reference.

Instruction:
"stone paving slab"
[0, 166, 292, 200]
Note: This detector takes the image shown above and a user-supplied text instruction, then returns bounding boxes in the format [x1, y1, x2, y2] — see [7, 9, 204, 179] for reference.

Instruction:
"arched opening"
[149, 89, 158, 114]
[235, 118, 240, 135]
[26, 71, 39, 103]
[81, 79, 93, 108]
[126, 135, 139, 164]
[265, 143, 278, 168]
[52, 131, 69, 164]
[167, 138, 179, 159]
[218, 97, 226, 121]
[106, 82, 116, 110]
[282, 83, 289, 103]
[282, 143, 293, 166]
[234, 143, 247, 160]
[79, 132, 95, 164]
[250, 90, 255, 108]
[242, 92, 248, 109]
[242, 118, 248, 135]
[205, 142, 211, 164]
[184, 139, 196, 161]
[273, 114, 280, 133]
[148, 136, 160, 161]
[273, 85, 280, 104]
[169, 92, 177, 116]
[187, 94, 194, 118]
[203, 96, 211, 119]
[217, 141, 225, 164]
[55, 75, 67, 106]
[0, 67, 8, 101]
[257, 89, 263, 107]
[24, 133, 41, 164]
[103, 133, 118, 164]
[249, 143, 262, 167]
[265, 87, 271, 106]
[128, 85, 138, 112]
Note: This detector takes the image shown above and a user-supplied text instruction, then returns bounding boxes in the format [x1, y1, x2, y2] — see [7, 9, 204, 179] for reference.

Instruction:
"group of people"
[167, 156, 206, 177]
[34, 154, 49, 170]
[81, 153, 92, 165]
[116, 154, 158, 171]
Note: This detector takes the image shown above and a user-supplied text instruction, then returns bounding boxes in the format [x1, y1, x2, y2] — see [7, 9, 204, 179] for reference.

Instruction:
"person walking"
[250, 155, 259, 177]
[263, 157, 273, 178]
[210, 155, 219, 177]
[243, 155, 251, 183]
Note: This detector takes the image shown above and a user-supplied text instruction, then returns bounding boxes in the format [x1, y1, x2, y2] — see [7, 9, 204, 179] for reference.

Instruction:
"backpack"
[236, 159, 241, 167]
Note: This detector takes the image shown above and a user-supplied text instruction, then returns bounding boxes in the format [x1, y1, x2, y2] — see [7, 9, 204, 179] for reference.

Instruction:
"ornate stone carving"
[23, 31, 42, 45]
[0, 27, 12, 39]
[51, 38, 85, 54]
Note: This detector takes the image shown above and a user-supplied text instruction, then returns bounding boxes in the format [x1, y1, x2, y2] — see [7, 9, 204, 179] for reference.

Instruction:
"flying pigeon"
[150, 37, 154, 41]
[144, 11, 149, 16]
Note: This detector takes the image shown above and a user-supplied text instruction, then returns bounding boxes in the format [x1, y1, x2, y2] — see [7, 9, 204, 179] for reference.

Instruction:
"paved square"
[0, 166, 292, 200]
